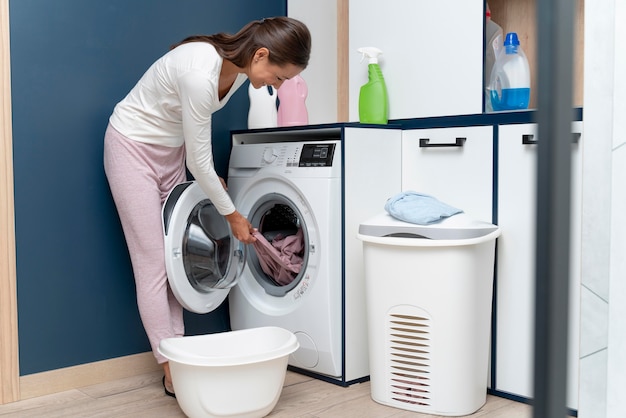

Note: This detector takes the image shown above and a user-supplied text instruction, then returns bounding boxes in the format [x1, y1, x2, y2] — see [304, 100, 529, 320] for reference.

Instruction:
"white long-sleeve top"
[109, 42, 248, 215]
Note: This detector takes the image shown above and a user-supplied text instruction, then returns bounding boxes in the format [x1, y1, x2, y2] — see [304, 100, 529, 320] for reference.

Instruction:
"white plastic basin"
[158, 326, 299, 418]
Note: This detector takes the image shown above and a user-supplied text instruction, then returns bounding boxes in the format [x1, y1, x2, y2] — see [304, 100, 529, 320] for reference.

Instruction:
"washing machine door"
[162, 181, 245, 314]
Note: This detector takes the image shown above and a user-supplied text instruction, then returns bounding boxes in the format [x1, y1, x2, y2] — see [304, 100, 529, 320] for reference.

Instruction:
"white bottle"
[485, 3, 503, 112]
[248, 84, 278, 129]
[489, 32, 531, 111]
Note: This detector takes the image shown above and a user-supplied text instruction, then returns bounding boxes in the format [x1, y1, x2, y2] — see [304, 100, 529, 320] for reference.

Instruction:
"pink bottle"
[277, 75, 308, 126]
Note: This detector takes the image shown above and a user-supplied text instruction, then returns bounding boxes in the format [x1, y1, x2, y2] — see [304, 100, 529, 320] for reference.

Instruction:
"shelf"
[488, 0, 584, 109]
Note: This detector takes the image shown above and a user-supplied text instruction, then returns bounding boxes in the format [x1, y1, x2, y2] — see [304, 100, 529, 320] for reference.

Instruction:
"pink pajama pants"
[103, 124, 186, 364]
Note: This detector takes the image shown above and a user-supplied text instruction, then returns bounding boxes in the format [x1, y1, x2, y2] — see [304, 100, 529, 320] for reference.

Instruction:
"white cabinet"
[348, 0, 484, 121]
[343, 127, 403, 382]
[289, 0, 485, 123]
[401, 126, 494, 222]
[496, 122, 582, 410]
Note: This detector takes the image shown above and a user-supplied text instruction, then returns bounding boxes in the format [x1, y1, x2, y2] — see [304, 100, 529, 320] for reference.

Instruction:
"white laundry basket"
[158, 326, 298, 418]
[357, 213, 500, 416]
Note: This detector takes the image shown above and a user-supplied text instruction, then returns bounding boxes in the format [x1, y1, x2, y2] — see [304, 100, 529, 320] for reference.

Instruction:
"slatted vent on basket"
[387, 313, 431, 406]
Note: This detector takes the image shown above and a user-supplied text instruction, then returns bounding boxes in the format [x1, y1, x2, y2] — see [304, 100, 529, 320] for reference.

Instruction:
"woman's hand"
[225, 210, 257, 244]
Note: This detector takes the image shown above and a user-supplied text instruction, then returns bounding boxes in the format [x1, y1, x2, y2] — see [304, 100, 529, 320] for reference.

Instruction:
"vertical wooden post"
[0, 0, 20, 405]
[337, 0, 349, 122]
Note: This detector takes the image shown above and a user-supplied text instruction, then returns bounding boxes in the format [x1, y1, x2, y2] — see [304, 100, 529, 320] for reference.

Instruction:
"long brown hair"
[170, 17, 311, 69]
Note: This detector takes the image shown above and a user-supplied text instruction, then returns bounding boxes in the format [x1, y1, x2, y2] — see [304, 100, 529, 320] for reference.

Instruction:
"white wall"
[287, 0, 338, 124]
[578, 1, 612, 415]
[579, 0, 626, 417]
[606, 1, 626, 416]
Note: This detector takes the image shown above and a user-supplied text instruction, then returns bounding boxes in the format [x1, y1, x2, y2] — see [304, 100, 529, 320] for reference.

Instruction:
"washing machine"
[163, 124, 402, 386]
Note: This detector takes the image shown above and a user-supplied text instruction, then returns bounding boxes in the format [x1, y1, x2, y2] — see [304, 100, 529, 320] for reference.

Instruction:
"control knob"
[262, 147, 279, 164]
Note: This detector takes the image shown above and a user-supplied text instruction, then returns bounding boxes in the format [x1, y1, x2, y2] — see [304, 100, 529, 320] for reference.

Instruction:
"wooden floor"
[0, 370, 533, 417]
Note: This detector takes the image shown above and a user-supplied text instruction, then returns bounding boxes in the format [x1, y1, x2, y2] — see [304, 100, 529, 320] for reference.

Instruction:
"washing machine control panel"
[298, 143, 336, 167]
[231, 141, 338, 169]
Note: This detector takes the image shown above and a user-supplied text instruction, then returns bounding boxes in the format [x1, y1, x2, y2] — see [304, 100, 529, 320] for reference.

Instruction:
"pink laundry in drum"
[251, 229, 304, 285]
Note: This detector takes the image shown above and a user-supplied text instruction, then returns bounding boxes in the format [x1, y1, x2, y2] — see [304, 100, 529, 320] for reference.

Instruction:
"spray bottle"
[357, 47, 388, 124]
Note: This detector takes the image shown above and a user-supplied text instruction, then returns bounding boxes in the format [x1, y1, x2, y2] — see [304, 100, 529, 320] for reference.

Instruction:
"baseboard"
[19, 352, 161, 400]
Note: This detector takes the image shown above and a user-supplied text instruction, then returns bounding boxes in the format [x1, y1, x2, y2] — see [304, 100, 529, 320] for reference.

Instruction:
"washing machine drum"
[162, 182, 245, 313]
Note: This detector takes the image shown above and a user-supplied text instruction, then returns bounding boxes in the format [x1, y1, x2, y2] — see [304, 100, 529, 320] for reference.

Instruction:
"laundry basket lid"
[358, 212, 499, 241]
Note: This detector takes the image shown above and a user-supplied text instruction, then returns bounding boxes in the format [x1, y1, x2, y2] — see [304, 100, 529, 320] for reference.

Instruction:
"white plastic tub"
[158, 326, 299, 418]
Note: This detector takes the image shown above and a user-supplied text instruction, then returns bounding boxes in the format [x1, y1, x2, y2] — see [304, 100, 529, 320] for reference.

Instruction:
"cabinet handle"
[522, 133, 582, 145]
[419, 137, 466, 148]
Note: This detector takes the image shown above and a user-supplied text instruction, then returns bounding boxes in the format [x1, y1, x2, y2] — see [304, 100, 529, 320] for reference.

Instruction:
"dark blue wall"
[10, 0, 286, 375]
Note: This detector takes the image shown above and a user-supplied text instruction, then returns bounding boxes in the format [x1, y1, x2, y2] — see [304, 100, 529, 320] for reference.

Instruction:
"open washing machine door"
[162, 182, 246, 314]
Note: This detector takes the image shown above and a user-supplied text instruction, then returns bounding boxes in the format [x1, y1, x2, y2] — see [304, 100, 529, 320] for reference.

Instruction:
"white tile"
[580, 133, 612, 301]
[607, 145, 626, 418]
[578, 349, 608, 418]
[580, 286, 609, 358]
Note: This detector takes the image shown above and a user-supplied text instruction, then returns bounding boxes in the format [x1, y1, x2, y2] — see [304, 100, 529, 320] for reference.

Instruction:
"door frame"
[0, 0, 19, 405]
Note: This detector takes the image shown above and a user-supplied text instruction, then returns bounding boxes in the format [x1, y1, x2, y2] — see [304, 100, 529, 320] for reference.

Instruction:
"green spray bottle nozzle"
[357, 47, 383, 64]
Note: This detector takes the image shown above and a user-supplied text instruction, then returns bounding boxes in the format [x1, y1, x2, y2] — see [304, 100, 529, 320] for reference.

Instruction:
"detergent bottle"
[484, 3, 503, 112]
[277, 74, 309, 126]
[357, 47, 388, 124]
[488, 32, 531, 111]
[248, 84, 278, 129]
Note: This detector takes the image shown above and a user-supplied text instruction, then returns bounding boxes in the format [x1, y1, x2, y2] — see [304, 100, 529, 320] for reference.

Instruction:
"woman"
[103, 16, 311, 397]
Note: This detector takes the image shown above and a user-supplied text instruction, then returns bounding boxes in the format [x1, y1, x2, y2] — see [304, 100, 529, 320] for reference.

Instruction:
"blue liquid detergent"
[490, 87, 530, 111]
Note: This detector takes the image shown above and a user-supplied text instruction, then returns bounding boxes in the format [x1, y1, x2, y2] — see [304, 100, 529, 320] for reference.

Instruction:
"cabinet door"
[348, 0, 484, 120]
[401, 126, 494, 222]
[496, 122, 582, 410]
[343, 127, 403, 381]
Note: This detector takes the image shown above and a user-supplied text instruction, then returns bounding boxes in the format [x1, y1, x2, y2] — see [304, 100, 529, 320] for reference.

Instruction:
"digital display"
[298, 144, 336, 167]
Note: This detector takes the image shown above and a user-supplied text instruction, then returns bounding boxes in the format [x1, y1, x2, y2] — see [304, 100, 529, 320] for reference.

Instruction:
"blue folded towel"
[384, 191, 463, 225]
